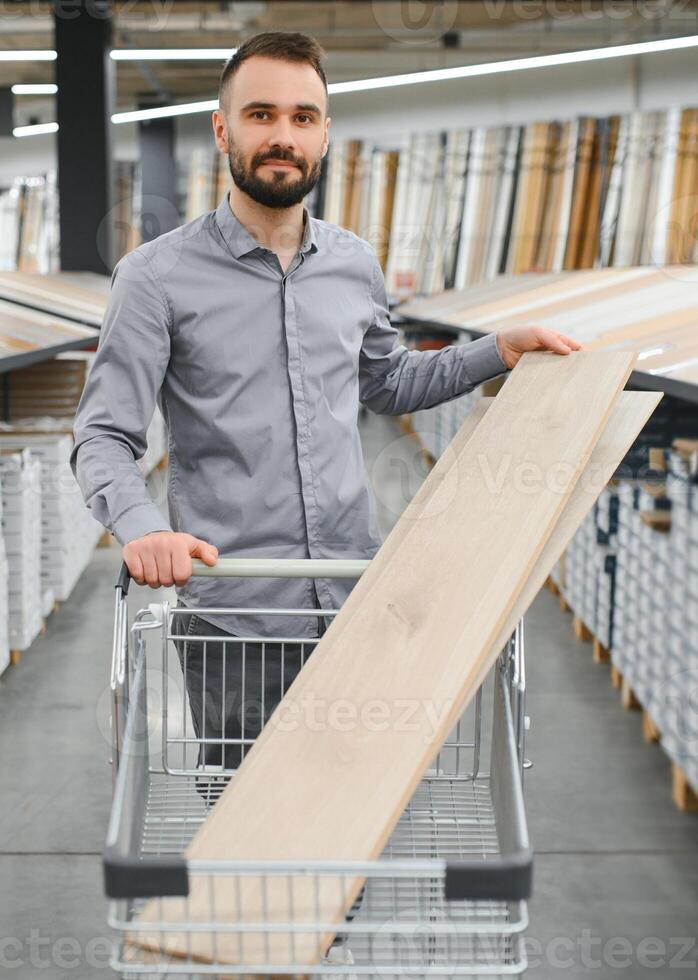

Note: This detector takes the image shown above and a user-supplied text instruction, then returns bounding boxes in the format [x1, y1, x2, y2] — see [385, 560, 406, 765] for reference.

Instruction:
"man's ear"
[212, 109, 229, 153]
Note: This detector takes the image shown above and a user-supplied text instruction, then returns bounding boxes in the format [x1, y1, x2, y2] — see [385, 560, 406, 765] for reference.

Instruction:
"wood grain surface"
[130, 351, 635, 968]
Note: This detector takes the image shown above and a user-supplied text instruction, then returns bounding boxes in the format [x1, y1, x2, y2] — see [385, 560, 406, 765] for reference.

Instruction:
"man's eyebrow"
[240, 101, 322, 115]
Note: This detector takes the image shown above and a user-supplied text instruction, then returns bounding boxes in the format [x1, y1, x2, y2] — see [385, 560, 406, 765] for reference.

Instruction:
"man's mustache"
[256, 154, 306, 172]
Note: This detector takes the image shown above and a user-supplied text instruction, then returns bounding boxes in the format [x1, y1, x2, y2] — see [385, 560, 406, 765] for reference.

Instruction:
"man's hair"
[219, 31, 328, 110]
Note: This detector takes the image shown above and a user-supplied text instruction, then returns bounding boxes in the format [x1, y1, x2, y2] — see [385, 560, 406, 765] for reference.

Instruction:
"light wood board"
[131, 351, 635, 968]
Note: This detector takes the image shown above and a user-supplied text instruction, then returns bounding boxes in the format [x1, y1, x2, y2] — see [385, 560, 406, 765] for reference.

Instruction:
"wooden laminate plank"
[563, 117, 595, 269]
[131, 350, 635, 969]
[578, 119, 603, 269]
[551, 118, 579, 271]
[0, 271, 107, 326]
[535, 121, 564, 272]
[474, 390, 662, 695]
[484, 126, 521, 281]
[438, 267, 647, 328]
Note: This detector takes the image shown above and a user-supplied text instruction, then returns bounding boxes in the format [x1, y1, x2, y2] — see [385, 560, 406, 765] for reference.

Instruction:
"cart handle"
[116, 556, 371, 592]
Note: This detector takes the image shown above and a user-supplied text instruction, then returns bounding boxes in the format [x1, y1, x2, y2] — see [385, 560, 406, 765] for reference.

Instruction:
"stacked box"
[562, 506, 595, 627]
[4, 352, 94, 421]
[0, 434, 103, 602]
[594, 487, 620, 649]
[654, 443, 698, 790]
[613, 481, 671, 707]
[0, 449, 42, 651]
[561, 487, 619, 648]
[41, 587, 55, 619]
[0, 479, 10, 675]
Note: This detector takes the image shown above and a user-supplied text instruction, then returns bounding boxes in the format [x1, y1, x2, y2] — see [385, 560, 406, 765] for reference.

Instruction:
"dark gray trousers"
[171, 604, 364, 943]
[172, 605, 316, 770]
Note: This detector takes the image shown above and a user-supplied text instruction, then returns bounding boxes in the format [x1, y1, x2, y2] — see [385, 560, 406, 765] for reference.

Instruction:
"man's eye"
[297, 115, 311, 123]
[252, 111, 268, 119]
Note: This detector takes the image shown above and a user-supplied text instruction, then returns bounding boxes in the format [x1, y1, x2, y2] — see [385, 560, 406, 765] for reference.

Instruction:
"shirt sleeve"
[70, 248, 173, 545]
[359, 256, 508, 415]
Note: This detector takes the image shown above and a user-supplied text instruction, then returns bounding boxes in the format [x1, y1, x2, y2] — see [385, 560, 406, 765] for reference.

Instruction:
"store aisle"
[0, 411, 696, 979]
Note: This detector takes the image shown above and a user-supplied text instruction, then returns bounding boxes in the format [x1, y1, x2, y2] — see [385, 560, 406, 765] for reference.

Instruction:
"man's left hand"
[495, 325, 582, 371]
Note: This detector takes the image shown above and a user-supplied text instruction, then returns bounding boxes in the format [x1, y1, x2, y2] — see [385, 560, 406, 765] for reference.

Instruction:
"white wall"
[1, 47, 696, 182]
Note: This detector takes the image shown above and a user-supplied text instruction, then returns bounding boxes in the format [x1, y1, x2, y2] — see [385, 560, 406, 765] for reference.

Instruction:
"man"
[72, 28, 578, 964]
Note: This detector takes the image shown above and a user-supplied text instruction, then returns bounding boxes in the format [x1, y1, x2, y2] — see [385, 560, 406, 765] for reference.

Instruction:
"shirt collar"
[215, 191, 319, 259]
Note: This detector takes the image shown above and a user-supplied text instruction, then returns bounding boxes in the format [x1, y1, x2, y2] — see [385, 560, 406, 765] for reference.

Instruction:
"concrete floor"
[0, 411, 696, 979]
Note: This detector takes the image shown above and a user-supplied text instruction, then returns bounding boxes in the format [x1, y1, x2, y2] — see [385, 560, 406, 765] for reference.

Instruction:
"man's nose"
[267, 116, 296, 150]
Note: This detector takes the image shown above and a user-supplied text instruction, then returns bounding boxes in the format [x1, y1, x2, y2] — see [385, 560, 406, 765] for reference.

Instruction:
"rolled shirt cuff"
[459, 332, 508, 388]
[112, 502, 172, 546]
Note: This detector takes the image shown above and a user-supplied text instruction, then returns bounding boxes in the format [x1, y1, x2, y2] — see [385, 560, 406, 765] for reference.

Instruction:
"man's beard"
[228, 143, 322, 209]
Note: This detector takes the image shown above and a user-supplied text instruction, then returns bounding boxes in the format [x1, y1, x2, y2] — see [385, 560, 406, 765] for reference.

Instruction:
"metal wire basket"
[105, 559, 532, 978]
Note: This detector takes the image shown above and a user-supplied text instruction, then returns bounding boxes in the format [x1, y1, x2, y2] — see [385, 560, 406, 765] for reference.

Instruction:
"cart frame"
[104, 559, 533, 978]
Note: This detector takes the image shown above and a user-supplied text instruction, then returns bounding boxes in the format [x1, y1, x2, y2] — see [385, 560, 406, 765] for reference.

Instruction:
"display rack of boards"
[398, 266, 698, 809]
[0, 174, 59, 275]
[0, 161, 138, 273]
[0, 272, 168, 677]
[395, 265, 698, 402]
[0, 271, 108, 328]
[321, 107, 698, 300]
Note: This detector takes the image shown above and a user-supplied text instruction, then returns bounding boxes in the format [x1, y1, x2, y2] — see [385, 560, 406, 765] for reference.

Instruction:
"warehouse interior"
[0, 1, 697, 978]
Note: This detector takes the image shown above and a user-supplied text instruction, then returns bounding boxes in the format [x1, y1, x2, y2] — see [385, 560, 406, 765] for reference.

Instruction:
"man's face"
[216, 56, 330, 209]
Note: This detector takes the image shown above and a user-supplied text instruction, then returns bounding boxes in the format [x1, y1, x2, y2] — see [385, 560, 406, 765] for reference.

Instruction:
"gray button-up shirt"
[71, 193, 506, 637]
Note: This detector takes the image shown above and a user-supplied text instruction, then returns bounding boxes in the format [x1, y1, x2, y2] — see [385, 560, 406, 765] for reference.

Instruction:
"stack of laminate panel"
[557, 444, 698, 792]
[0, 433, 103, 602]
[323, 107, 698, 300]
[654, 440, 698, 790]
[595, 489, 620, 651]
[114, 161, 140, 263]
[396, 265, 698, 393]
[561, 506, 598, 633]
[613, 483, 671, 707]
[0, 480, 10, 674]
[0, 173, 59, 274]
[4, 352, 94, 420]
[0, 448, 42, 651]
[561, 493, 618, 650]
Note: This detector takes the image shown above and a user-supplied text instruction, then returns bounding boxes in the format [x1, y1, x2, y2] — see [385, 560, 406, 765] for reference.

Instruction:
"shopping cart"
[104, 559, 533, 978]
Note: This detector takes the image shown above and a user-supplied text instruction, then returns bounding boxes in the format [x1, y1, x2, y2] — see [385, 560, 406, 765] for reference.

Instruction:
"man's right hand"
[122, 531, 219, 588]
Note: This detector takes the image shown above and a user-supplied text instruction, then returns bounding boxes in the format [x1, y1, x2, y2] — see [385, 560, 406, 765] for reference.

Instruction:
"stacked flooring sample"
[0, 173, 59, 275]
[0, 271, 106, 327]
[0, 271, 165, 667]
[129, 351, 660, 970]
[396, 265, 698, 391]
[551, 440, 698, 798]
[321, 108, 698, 299]
[0, 448, 42, 651]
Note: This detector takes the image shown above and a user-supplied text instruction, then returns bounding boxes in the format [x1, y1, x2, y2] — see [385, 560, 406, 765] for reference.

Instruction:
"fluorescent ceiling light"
[13, 121, 58, 137]
[19, 32, 698, 132]
[328, 33, 698, 94]
[11, 83, 57, 95]
[111, 32, 698, 123]
[112, 99, 218, 123]
[111, 48, 235, 61]
[0, 50, 56, 61]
